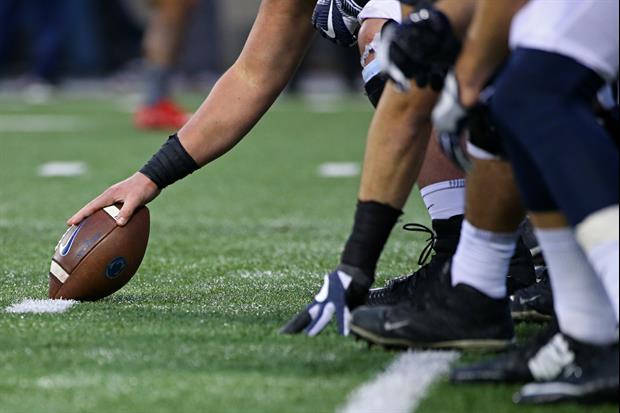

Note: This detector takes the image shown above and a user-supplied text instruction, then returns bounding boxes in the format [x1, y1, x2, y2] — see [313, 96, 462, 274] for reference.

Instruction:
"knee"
[358, 18, 387, 67]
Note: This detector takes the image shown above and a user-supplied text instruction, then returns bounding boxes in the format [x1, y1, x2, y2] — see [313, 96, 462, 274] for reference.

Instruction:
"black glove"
[433, 72, 503, 171]
[380, 6, 460, 91]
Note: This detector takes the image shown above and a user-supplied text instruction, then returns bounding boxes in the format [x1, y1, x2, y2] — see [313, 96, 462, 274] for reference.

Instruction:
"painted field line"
[339, 351, 460, 413]
[5, 299, 78, 314]
[0, 115, 87, 132]
[318, 162, 360, 178]
[38, 161, 88, 177]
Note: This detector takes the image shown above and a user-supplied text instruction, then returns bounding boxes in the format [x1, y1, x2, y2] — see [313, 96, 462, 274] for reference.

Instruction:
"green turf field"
[0, 95, 616, 413]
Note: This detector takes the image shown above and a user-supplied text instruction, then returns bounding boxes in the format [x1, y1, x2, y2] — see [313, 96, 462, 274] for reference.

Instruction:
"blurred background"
[0, 0, 363, 104]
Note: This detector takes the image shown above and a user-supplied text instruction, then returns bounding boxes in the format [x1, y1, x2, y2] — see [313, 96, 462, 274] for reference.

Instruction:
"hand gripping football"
[49, 205, 150, 301]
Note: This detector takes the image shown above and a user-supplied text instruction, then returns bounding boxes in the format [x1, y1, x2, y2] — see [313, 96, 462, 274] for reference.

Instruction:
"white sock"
[536, 227, 618, 345]
[576, 205, 620, 323]
[451, 220, 517, 299]
[587, 241, 619, 322]
[420, 179, 466, 221]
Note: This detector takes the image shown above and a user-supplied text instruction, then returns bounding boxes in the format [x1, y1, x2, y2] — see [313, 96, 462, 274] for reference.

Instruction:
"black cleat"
[351, 261, 515, 350]
[367, 216, 462, 306]
[510, 266, 554, 322]
[507, 236, 537, 294]
[451, 319, 560, 383]
[514, 336, 619, 404]
[519, 218, 546, 267]
[367, 216, 536, 307]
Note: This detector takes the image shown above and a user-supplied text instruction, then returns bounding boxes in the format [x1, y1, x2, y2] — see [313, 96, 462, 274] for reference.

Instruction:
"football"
[48, 205, 150, 301]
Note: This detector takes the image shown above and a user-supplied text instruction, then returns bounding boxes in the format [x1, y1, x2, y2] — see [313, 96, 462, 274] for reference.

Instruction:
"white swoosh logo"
[384, 320, 410, 331]
[519, 295, 541, 306]
[321, 1, 336, 39]
[59, 223, 83, 257]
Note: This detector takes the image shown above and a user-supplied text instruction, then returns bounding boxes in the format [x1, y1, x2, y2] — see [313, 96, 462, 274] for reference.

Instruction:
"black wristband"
[139, 134, 199, 189]
[341, 201, 403, 279]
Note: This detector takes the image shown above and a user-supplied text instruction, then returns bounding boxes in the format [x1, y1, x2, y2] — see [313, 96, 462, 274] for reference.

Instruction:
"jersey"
[510, 0, 619, 81]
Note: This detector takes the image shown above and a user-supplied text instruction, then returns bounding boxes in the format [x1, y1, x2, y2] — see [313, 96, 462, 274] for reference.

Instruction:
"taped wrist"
[341, 201, 403, 279]
[139, 134, 199, 189]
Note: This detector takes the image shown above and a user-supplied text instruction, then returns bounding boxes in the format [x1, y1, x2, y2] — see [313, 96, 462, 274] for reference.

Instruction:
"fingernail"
[116, 216, 126, 226]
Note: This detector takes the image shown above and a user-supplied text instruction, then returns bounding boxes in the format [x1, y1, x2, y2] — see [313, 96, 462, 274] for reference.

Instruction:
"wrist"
[139, 133, 199, 189]
[135, 171, 159, 192]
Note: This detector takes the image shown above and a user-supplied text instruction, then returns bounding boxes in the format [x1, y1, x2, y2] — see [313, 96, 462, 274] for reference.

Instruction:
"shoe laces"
[367, 223, 439, 305]
[403, 222, 436, 266]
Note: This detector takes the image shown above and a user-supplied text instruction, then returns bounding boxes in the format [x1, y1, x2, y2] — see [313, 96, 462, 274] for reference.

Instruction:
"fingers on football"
[67, 191, 114, 226]
[115, 198, 140, 226]
[279, 309, 312, 335]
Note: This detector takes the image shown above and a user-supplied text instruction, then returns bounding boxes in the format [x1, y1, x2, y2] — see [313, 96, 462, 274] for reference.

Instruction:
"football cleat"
[519, 218, 546, 266]
[367, 216, 536, 307]
[510, 266, 554, 322]
[367, 216, 462, 306]
[514, 336, 619, 404]
[351, 260, 515, 350]
[134, 99, 189, 131]
[451, 319, 560, 383]
[312, 0, 368, 47]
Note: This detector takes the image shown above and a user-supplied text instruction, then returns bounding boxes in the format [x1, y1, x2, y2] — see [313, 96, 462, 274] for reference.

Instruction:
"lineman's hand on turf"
[280, 265, 371, 336]
[67, 172, 160, 227]
[379, 6, 460, 92]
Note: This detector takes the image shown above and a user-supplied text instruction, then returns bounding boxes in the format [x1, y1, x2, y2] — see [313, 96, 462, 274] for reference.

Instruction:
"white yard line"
[5, 299, 78, 314]
[38, 161, 88, 177]
[0, 115, 88, 132]
[338, 351, 460, 413]
[318, 162, 360, 178]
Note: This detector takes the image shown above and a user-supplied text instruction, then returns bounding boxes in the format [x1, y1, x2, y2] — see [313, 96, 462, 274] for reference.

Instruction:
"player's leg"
[489, 46, 619, 404]
[357, 7, 534, 307]
[357, 12, 465, 301]
[282, 10, 456, 335]
[492, 49, 619, 323]
[349, 152, 527, 349]
[135, 0, 195, 130]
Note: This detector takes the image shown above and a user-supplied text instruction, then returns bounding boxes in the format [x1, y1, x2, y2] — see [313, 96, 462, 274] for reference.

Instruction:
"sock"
[420, 179, 466, 221]
[536, 227, 617, 344]
[451, 220, 517, 299]
[145, 64, 173, 107]
[587, 241, 620, 322]
[340, 201, 402, 280]
[431, 214, 463, 255]
[576, 205, 620, 322]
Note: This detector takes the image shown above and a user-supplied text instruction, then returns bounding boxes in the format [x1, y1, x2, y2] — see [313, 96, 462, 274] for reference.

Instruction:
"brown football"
[49, 205, 150, 301]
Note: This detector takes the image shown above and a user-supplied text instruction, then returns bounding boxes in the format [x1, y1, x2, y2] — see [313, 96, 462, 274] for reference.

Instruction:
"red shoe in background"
[134, 99, 189, 131]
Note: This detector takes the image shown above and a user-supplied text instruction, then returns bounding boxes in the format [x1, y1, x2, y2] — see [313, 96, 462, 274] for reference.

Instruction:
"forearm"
[178, 0, 315, 166]
[359, 85, 437, 209]
[456, 0, 527, 106]
[435, 0, 476, 38]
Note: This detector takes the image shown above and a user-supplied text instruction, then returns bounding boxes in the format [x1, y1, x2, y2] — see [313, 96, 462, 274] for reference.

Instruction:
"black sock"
[431, 214, 464, 255]
[340, 201, 402, 281]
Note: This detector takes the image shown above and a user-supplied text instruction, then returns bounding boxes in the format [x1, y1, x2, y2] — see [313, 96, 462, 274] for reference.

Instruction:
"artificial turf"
[0, 95, 616, 413]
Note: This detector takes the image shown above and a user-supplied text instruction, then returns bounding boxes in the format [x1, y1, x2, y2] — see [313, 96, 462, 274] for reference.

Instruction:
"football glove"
[280, 265, 371, 336]
[433, 72, 503, 171]
[379, 6, 460, 91]
[312, 0, 369, 47]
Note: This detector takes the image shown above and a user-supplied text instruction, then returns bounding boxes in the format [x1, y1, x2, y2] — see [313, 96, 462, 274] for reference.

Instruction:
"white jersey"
[359, 0, 402, 24]
[510, 0, 619, 81]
